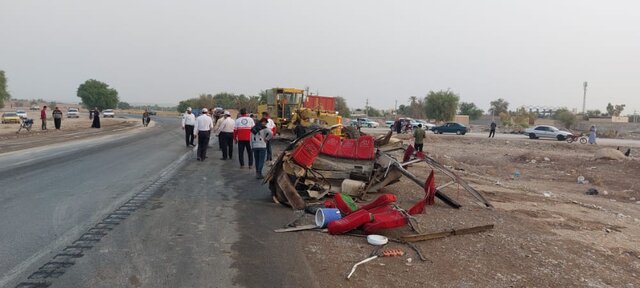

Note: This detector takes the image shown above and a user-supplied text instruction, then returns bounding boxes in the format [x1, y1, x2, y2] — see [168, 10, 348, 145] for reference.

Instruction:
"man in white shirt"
[193, 108, 214, 161]
[181, 107, 197, 148]
[216, 110, 236, 160]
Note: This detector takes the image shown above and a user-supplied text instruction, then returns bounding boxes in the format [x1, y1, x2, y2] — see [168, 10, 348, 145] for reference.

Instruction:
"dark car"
[147, 110, 157, 116]
[432, 122, 467, 135]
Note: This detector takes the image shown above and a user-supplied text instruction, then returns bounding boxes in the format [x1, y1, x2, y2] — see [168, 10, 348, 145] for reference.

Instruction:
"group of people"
[182, 107, 276, 179]
[38, 106, 65, 130]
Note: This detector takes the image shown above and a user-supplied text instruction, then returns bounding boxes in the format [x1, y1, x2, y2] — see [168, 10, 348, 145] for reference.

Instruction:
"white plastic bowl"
[367, 234, 388, 246]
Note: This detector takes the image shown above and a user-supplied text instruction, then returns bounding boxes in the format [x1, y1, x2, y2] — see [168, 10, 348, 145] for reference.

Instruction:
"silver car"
[524, 125, 572, 141]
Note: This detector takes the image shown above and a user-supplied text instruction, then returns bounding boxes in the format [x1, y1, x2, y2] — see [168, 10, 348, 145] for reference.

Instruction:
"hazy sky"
[1, 0, 639, 114]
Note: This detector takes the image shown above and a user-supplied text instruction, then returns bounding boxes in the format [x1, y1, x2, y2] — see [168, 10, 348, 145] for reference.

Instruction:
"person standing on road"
[251, 118, 273, 179]
[52, 107, 63, 130]
[234, 108, 255, 168]
[489, 121, 496, 138]
[194, 108, 214, 161]
[588, 125, 597, 144]
[217, 111, 235, 160]
[262, 111, 276, 165]
[91, 107, 101, 128]
[142, 109, 150, 127]
[40, 106, 48, 130]
[413, 124, 426, 152]
[394, 117, 402, 134]
[293, 119, 306, 139]
[182, 107, 196, 147]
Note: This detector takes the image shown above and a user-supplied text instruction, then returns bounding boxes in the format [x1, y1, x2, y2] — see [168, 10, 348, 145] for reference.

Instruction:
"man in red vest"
[234, 108, 255, 168]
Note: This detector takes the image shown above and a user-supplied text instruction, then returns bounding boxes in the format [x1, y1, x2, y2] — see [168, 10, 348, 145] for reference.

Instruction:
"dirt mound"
[594, 148, 626, 161]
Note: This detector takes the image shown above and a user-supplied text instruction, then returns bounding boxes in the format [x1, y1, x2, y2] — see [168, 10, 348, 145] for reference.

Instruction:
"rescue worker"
[262, 111, 276, 164]
[251, 118, 273, 179]
[182, 107, 196, 147]
[234, 108, 255, 168]
[193, 108, 213, 161]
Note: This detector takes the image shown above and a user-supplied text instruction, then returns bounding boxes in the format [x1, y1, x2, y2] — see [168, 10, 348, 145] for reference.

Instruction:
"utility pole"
[365, 98, 369, 117]
[582, 81, 588, 115]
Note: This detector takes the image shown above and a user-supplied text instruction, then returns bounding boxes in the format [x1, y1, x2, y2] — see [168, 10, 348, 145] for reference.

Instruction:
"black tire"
[529, 133, 536, 139]
[368, 124, 372, 128]
[438, 130, 443, 134]
[566, 137, 574, 143]
[579, 137, 588, 144]
[433, 129, 438, 134]
[556, 135, 565, 141]
[461, 131, 466, 135]
[456, 130, 462, 135]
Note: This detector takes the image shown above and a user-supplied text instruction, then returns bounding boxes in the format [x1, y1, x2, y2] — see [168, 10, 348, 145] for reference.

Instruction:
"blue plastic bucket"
[315, 208, 342, 228]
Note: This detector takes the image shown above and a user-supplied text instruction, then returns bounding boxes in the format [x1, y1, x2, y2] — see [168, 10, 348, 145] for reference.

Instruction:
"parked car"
[1, 112, 21, 124]
[148, 110, 157, 116]
[385, 120, 394, 128]
[431, 122, 468, 135]
[524, 125, 572, 141]
[15, 110, 27, 118]
[350, 118, 379, 128]
[30, 105, 39, 111]
[416, 120, 435, 130]
[102, 109, 115, 118]
[67, 107, 80, 118]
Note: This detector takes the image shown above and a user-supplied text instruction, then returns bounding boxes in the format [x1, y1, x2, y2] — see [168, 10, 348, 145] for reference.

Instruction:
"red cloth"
[328, 209, 373, 235]
[403, 144, 415, 162]
[40, 109, 46, 120]
[363, 209, 407, 234]
[408, 170, 436, 215]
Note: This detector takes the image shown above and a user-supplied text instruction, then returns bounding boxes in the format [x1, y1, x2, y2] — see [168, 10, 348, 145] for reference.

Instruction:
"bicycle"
[566, 133, 587, 144]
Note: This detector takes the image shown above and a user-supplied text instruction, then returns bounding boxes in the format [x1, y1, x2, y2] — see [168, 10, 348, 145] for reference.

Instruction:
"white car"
[67, 108, 80, 118]
[15, 110, 27, 119]
[524, 125, 572, 141]
[102, 109, 115, 118]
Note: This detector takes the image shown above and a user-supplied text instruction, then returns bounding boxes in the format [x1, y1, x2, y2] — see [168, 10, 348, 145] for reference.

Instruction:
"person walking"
[489, 121, 497, 138]
[91, 107, 101, 128]
[194, 108, 213, 161]
[142, 109, 150, 127]
[394, 118, 402, 134]
[293, 120, 306, 139]
[182, 107, 196, 147]
[588, 125, 597, 144]
[40, 106, 48, 130]
[216, 111, 235, 160]
[251, 118, 274, 179]
[413, 124, 426, 152]
[52, 107, 63, 130]
[234, 108, 255, 168]
[262, 111, 276, 164]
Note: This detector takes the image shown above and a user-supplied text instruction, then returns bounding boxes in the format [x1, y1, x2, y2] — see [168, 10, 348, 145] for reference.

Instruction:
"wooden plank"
[400, 224, 494, 242]
[274, 224, 318, 233]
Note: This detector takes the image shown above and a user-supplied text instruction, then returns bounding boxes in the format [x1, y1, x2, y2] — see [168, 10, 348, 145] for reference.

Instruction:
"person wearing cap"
[216, 110, 235, 160]
[182, 107, 196, 147]
[193, 108, 213, 161]
[234, 108, 255, 168]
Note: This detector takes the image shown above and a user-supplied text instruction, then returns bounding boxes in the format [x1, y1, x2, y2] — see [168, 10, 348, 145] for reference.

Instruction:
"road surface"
[0, 117, 188, 287]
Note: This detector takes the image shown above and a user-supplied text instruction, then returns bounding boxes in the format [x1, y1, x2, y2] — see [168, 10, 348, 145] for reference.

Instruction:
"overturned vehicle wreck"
[265, 126, 491, 221]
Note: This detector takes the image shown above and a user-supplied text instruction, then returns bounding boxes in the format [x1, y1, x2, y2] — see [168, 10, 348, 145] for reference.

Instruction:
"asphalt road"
[0, 117, 189, 287]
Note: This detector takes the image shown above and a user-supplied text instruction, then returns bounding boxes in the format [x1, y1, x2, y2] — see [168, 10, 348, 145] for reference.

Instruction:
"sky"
[1, 0, 639, 114]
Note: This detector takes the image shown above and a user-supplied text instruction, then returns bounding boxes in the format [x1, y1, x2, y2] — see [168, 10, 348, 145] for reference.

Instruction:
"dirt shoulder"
[278, 134, 640, 287]
[0, 116, 144, 154]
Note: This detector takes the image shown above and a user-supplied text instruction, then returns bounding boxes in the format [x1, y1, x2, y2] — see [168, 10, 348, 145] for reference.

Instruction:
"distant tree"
[498, 111, 512, 127]
[511, 107, 534, 128]
[76, 79, 119, 110]
[586, 110, 602, 117]
[458, 102, 484, 120]
[613, 104, 626, 116]
[118, 102, 132, 109]
[335, 96, 350, 118]
[489, 98, 509, 116]
[424, 90, 460, 122]
[367, 107, 383, 117]
[0, 70, 11, 109]
[553, 108, 577, 129]
[236, 94, 260, 113]
[258, 90, 269, 104]
[30, 99, 38, 106]
[49, 101, 57, 109]
[605, 103, 614, 116]
[397, 104, 409, 116]
[408, 96, 425, 119]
